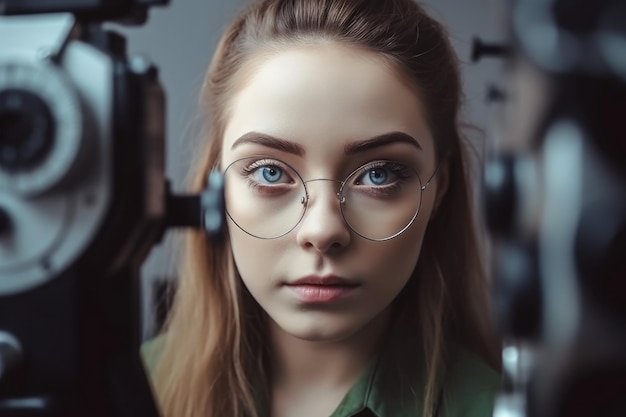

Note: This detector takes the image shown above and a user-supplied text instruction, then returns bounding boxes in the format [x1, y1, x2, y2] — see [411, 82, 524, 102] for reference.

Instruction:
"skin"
[220, 42, 443, 417]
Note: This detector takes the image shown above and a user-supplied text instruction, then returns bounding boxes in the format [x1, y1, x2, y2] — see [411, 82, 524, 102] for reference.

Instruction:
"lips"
[287, 275, 359, 286]
[284, 275, 359, 303]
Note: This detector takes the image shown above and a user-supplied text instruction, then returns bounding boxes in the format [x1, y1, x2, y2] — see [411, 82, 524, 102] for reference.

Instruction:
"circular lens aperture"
[340, 161, 423, 241]
[0, 89, 55, 172]
[224, 157, 307, 239]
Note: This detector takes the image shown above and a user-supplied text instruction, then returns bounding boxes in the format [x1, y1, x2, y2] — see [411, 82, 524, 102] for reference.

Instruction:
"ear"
[430, 159, 449, 220]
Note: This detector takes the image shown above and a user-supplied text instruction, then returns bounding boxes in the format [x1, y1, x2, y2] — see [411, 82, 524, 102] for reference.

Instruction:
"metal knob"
[471, 37, 511, 62]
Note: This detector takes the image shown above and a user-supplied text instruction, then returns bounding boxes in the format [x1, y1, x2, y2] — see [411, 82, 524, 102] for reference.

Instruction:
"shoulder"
[443, 347, 501, 417]
[140, 333, 166, 377]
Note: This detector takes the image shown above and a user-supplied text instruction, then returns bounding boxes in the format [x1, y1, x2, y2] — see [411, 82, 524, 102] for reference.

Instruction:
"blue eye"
[261, 166, 283, 183]
[246, 161, 294, 186]
[350, 161, 417, 198]
[236, 158, 299, 198]
[366, 168, 390, 185]
[359, 166, 396, 186]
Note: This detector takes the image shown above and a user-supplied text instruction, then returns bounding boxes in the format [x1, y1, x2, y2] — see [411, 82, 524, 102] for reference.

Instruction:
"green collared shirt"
[325, 346, 499, 417]
[142, 336, 499, 417]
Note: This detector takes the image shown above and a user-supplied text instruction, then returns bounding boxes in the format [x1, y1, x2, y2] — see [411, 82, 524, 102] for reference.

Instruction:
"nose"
[296, 179, 351, 254]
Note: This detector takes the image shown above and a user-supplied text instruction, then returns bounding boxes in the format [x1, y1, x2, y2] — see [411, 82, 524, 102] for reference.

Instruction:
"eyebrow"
[344, 131, 422, 154]
[230, 130, 422, 156]
[231, 132, 305, 156]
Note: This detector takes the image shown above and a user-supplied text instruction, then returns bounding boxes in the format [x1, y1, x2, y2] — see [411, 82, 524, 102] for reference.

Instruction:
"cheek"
[228, 223, 264, 280]
[227, 221, 286, 288]
[371, 216, 430, 289]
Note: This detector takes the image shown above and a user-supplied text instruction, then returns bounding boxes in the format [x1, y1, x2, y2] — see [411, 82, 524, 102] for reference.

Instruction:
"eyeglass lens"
[223, 157, 424, 241]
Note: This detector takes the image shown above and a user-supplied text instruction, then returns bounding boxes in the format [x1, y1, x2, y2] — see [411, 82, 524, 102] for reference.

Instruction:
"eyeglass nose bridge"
[300, 178, 347, 206]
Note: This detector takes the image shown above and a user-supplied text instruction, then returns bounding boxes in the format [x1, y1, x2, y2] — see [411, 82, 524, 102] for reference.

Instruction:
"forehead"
[222, 43, 435, 165]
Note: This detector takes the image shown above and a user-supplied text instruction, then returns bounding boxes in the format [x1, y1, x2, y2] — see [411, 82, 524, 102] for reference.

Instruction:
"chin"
[275, 314, 367, 343]
[290, 327, 352, 343]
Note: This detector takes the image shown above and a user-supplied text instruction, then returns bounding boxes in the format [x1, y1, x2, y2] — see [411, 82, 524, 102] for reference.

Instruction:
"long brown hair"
[152, 1, 500, 416]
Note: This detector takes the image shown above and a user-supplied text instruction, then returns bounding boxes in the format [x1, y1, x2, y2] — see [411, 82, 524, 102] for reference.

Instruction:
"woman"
[142, 1, 502, 416]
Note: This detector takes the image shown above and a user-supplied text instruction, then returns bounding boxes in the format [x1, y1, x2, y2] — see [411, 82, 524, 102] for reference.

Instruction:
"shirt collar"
[329, 337, 427, 417]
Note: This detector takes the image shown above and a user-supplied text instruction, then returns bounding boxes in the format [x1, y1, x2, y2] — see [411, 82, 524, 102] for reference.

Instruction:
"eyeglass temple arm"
[422, 164, 441, 190]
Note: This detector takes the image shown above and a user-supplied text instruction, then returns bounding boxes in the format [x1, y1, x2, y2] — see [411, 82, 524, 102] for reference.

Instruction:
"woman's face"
[221, 43, 440, 343]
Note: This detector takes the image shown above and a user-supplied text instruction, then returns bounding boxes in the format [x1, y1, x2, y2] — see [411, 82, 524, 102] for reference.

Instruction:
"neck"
[269, 308, 390, 389]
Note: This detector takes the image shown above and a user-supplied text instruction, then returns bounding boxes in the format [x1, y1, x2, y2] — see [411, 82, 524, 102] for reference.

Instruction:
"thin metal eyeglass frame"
[223, 157, 440, 241]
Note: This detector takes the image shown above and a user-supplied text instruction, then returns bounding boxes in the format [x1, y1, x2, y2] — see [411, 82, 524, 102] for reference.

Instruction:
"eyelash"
[351, 161, 414, 195]
[241, 158, 287, 174]
[236, 158, 415, 195]
[240, 158, 294, 191]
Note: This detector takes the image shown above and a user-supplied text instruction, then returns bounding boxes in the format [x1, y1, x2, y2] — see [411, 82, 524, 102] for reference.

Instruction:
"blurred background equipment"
[480, 0, 626, 416]
[0, 1, 224, 416]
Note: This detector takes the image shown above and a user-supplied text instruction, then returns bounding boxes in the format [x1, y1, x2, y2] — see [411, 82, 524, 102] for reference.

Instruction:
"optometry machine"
[478, 0, 626, 417]
[1, 0, 625, 416]
[0, 1, 225, 416]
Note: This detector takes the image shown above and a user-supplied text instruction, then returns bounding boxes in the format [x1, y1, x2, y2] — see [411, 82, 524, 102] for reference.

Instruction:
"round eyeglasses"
[223, 157, 438, 241]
